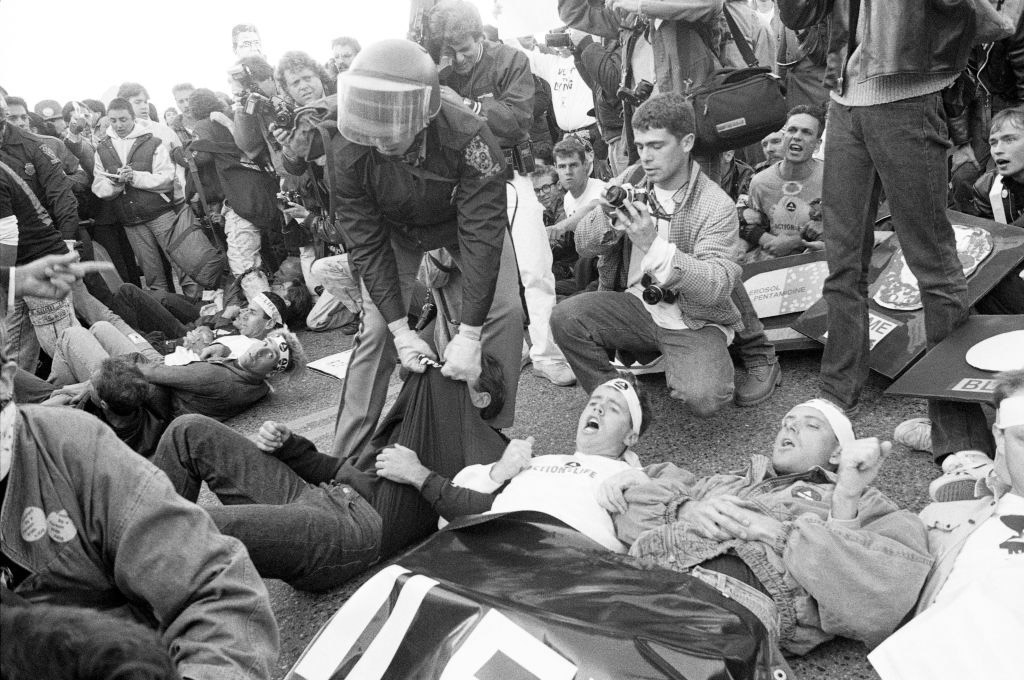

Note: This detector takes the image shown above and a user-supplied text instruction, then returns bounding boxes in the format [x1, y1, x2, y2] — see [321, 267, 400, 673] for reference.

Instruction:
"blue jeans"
[551, 292, 734, 417]
[151, 414, 382, 592]
[821, 94, 992, 458]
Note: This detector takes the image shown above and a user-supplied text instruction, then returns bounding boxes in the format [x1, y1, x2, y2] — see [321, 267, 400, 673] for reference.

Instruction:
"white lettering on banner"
[745, 262, 828, 318]
[868, 312, 900, 349]
[440, 609, 578, 680]
[950, 378, 999, 394]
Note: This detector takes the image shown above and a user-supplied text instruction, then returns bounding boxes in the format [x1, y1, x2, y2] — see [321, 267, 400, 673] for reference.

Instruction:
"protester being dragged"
[739, 105, 825, 261]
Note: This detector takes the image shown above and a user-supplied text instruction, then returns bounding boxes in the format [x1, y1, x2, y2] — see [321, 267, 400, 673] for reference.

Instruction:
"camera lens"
[603, 185, 627, 209]
[642, 286, 663, 306]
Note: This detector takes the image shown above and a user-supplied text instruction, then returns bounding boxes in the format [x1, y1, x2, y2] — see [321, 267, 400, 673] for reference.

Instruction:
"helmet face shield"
[337, 72, 433, 149]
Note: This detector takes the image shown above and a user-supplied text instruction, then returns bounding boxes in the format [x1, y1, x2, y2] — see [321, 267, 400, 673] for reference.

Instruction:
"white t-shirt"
[563, 177, 607, 217]
[522, 50, 596, 132]
[164, 334, 259, 366]
[451, 452, 638, 552]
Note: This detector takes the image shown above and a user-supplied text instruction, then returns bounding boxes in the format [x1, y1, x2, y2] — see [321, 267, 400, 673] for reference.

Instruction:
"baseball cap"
[34, 99, 62, 121]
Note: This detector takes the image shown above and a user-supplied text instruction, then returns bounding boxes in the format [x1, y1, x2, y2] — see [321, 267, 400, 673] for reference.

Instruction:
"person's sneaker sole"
[734, 362, 783, 407]
[929, 475, 980, 503]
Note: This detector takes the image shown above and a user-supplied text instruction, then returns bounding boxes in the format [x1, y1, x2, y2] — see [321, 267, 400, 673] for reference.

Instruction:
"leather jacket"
[777, 0, 976, 94]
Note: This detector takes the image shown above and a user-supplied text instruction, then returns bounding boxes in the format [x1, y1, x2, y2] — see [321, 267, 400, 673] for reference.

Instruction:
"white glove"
[441, 325, 482, 384]
[390, 320, 437, 373]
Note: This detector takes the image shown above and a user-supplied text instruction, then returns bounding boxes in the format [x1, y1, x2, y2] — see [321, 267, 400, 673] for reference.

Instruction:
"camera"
[617, 79, 654, 107]
[602, 183, 649, 210]
[641, 274, 677, 306]
[276, 190, 301, 209]
[228, 64, 296, 130]
[544, 29, 573, 49]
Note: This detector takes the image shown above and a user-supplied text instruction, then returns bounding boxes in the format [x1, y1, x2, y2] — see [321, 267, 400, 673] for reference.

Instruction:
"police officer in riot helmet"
[327, 39, 523, 459]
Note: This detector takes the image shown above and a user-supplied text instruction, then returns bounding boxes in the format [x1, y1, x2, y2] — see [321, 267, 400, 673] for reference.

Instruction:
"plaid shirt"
[574, 160, 744, 331]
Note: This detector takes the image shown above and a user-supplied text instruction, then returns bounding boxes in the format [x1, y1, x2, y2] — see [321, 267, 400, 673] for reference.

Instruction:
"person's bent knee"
[668, 385, 732, 418]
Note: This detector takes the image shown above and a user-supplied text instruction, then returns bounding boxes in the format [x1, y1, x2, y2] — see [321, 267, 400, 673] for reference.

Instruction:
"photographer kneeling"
[551, 93, 745, 418]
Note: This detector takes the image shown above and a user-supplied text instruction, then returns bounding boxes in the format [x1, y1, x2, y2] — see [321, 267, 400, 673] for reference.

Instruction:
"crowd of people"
[1, 0, 1022, 678]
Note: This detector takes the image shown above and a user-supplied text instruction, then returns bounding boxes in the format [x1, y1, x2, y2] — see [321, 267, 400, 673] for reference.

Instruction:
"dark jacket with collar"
[0, 124, 80, 239]
[777, 0, 976, 95]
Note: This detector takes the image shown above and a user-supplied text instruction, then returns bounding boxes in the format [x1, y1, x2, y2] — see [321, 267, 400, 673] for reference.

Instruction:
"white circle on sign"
[965, 330, 1024, 372]
[20, 507, 47, 542]
[46, 509, 78, 543]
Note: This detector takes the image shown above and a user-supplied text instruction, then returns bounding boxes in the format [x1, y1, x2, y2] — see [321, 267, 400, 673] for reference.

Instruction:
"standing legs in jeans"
[151, 414, 382, 592]
[3, 291, 79, 371]
[123, 214, 173, 291]
[821, 95, 992, 460]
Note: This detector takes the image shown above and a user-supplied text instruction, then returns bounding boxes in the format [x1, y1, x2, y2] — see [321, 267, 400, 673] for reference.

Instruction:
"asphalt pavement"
[221, 324, 955, 680]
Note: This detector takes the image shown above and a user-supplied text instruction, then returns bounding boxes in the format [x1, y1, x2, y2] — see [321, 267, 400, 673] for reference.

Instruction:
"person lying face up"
[375, 377, 653, 552]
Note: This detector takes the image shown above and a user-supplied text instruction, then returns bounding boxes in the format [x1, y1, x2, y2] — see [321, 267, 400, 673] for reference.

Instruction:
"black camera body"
[228, 64, 296, 130]
[617, 79, 654, 107]
[544, 30, 574, 49]
[602, 183, 649, 210]
[641, 273, 677, 305]
[276, 190, 301, 209]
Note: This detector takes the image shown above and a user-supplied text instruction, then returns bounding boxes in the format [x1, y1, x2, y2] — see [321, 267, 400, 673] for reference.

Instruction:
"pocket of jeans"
[328, 484, 383, 562]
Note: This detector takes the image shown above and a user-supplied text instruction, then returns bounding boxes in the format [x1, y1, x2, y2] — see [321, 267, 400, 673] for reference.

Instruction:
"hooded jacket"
[92, 123, 175, 225]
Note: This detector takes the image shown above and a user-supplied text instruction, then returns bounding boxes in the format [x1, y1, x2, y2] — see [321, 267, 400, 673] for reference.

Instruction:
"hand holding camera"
[117, 166, 134, 185]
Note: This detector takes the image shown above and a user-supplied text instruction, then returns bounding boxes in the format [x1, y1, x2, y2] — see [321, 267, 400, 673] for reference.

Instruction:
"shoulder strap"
[990, 174, 1008, 224]
[723, 4, 759, 68]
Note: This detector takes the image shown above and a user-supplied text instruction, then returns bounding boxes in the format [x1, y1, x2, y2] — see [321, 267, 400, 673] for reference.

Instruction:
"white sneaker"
[894, 417, 932, 452]
[928, 450, 994, 502]
[533, 361, 576, 387]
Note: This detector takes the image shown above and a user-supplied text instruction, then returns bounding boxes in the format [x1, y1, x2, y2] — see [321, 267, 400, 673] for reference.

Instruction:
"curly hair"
[267, 328, 308, 385]
[93, 358, 150, 416]
[427, 0, 484, 47]
[187, 88, 226, 121]
[0, 603, 178, 680]
[632, 92, 696, 141]
[275, 51, 333, 100]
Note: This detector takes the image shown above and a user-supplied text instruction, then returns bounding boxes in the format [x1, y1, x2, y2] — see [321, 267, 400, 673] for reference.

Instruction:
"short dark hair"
[0, 603, 178, 680]
[280, 280, 313, 329]
[475, 352, 505, 421]
[238, 55, 275, 82]
[116, 82, 149, 101]
[231, 23, 259, 48]
[187, 88, 226, 121]
[330, 36, 361, 52]
[275, 51, 332, 98]
[785, 104, 826, 138]
[994, 368, 1024, 409]
[171, 82, 195, 95]
[106, 98, 135, 117]
[4, 95, 27, 110]
[632, 92, 696, 140]
[553, 136, 591, 163]
[529, 165, 559, 184]
[991, 106, 1024, 135]
[428, 0, 485, 47]
[94, 358, 149, 415]
[83, 99, 105, 115]
[61, 101, 77, 122]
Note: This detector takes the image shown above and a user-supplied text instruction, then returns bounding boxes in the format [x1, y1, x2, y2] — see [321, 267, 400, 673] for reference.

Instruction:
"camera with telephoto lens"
[641, 274, 677, 305]
[227, 64, 296, 130]
[544, 29, 574, 49]
[617, 79, 654, 107]
[602, 183, 649, 210]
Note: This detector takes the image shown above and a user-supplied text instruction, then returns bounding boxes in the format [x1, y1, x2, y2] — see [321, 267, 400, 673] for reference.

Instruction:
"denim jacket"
[0, 407, 279, 680]
[617, 455, 933, 654]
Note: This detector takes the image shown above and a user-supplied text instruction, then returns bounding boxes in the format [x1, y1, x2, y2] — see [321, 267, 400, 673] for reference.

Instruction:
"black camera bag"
[688, 6, 787, 155]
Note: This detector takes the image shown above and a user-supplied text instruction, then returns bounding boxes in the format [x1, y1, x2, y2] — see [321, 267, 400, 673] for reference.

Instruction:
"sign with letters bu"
[795, 211, 1024, 379]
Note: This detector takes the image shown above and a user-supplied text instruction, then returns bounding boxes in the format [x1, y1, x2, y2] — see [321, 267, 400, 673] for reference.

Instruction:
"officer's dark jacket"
[328, 101, 508, 327]
[0, 124, 80, 239]
[443, 40, 534, 148]
[96, 134, 174, 226]
[0, 160, 67, 265]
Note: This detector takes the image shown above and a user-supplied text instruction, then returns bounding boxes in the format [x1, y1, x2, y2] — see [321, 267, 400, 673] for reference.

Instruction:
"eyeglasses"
[238, 40, 261, 49]
[533, 182, 557, 194]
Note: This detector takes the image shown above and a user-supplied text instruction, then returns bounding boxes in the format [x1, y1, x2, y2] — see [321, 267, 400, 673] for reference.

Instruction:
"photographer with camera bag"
[551, 93, 743, 418]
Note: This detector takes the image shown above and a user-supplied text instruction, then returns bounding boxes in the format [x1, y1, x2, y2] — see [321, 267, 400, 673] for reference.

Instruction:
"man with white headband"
[597, 399, 932, 656]
[376, 376, 652, 552]
[869, 369, 1024, 679]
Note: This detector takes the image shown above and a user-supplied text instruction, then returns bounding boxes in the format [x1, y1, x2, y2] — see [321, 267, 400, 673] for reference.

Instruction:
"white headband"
[996, 394, 1024, 429]
[799, 399, 856, 451]
[601, 378, 642, 435]
[270, 335, 291, 375]
[252, 293, 283, 326]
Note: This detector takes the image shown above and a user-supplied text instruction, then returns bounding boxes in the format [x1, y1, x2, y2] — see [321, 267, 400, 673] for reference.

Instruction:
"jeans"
[151, 414, 382, 592]
[331, 230, 523, 459]
[108, 283, 188, 338]
[49, 320, 161, 384]
[730, 283, 776, 369]
[552, 292, 734, 417]
[508, 172, 567, 367]
[306, 254, 363, 332]
[223, 206, 269, 303]
[3, 290, 78, 371]
[822, 94, 992, 458]
[123, 210, 176, 291]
